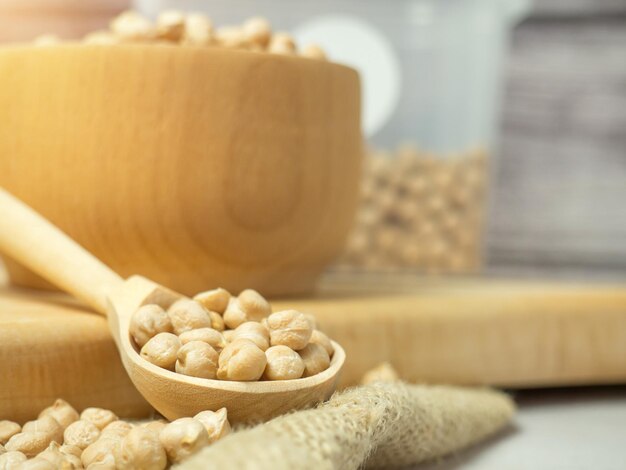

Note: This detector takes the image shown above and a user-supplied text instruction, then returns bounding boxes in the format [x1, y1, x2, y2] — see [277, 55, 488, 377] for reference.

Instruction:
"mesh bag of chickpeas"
[337, 145, 487, 275]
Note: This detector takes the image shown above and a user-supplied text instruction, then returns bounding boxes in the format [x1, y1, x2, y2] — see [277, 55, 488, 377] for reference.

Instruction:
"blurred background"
[1, 0, 624, 281]
[491, 0, 626, 278]
[0, 3, 625, 467]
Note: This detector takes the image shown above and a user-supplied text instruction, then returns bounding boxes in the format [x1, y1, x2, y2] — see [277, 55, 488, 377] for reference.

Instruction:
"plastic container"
[136, 0, 530, 274]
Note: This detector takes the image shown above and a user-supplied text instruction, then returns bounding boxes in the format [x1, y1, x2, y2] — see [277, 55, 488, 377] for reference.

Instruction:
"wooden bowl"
[0, 44, 362, 296]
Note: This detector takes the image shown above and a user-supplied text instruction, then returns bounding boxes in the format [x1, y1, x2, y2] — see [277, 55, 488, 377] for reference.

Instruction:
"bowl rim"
[0, 42, 359, 77]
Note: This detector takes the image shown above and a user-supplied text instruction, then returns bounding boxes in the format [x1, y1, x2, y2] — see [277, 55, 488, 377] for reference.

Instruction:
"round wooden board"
[275, 274, 626, 388]
[0, 285, 151, 423]
[2, 273, 626, 422]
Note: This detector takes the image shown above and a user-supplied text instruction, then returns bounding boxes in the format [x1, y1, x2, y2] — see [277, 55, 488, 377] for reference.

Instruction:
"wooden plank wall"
[487, 0, 626, 275]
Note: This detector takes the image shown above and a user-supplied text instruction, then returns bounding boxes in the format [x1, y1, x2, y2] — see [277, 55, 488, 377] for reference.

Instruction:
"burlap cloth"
[176, 379, 515, 469]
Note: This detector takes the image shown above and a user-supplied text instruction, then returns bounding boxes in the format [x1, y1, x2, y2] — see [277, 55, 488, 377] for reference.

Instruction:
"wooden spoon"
[0, 188, 345, 423]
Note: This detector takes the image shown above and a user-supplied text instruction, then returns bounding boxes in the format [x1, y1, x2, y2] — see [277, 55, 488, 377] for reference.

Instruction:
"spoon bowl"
[0, 188, 345, 423]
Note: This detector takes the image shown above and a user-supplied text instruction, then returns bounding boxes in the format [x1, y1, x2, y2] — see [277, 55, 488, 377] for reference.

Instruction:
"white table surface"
[419, 386, 626, 470]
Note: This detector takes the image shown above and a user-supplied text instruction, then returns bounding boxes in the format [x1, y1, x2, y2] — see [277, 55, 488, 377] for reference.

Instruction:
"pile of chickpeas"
[337, 145, 487, 274]
[132, 288, 334, 382]
[0, 399, 230, 469]
[33, 10, 327, 61]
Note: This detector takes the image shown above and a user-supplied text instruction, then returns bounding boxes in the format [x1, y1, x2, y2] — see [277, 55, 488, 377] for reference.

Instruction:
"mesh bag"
[177, 381, 515, 469]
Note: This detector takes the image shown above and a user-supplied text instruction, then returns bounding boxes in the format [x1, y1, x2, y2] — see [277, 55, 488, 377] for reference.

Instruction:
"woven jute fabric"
[176, 382, 515, 470]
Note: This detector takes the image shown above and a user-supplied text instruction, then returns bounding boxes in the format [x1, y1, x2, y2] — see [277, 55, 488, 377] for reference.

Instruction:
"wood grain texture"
[489, 9, 626, 273]
[0, 188, 125, 313]
[0, 44, 362, 297]
[0, 285, 151, 423]
[275, 273, 626, 388]
[531, 0, 626, 16]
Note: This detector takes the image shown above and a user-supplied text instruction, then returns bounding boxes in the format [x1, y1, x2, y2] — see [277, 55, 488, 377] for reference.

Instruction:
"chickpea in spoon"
[132, 289, 334, 383]
[0, 188, 345, 424]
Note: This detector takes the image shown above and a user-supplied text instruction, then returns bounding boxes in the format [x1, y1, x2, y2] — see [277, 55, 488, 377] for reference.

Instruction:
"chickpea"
[85, 455, 116, 469]
[100, 421, 133, 440]
[208, 310, 225, 332]
[263, 345, 305, 381]
[140, 333, 181, 371]
[0, 421, 20, 445]
[141, 420, 167, 435]
[309, 330, 334, 358]
[130, 304, 173, 348]
[179, 328, 226, 351]
[0, 451, 26, 469]
[215, 26, 248, 49]
[303, 313, 318, 330]
[14, 458, 54, 470]
[360, 362, 400, 385]
[267, 310, 313, 351]
[222, 330, 236, 343]
[81, 437, 121, 468]
[182, 13, 213, 46]
[238, 289, 272, 321]
[217, 339, 267, 381]
[400, 243, 422, 266]
[299, 343, 331, 377]
[301, 44, 327, 60]
[175, 341, 219, 379]
[232, 321, 270, 351]
[268, 32, 296, 55]
[38, 399, 79, 430]
[59, 444, 82, 458]
[37, 442, 80, 469]
[193, 409, 231, 443]
[80, 408, 118, 431]
[62, 453, 83, 469]
[167, 300, 212, 335]
[0, 444, 3, 455]
[83, 31, 119, 45]
[22, 416, 63, 444]
[193, 288, 230, 314]
[223, 300, 247, 329]
[118, 427, 167, 470]
[63, 420, 100, 450]
[242, 17, 272, 47]
[5, 432, 51, 458]
[156, 10, 185, 41]
[159, 418, 209, 463]
[110, 11, 156, 41]
[33, 35, 61, 47]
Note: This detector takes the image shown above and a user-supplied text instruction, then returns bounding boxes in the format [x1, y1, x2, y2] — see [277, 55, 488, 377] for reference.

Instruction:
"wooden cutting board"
[0, 284, 152, 423]
[277, 273, 626, 388]
[2, 273, 626, 422]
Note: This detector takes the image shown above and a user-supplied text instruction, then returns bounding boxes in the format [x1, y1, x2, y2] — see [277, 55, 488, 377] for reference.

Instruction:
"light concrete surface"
[420, 386, 626, 469]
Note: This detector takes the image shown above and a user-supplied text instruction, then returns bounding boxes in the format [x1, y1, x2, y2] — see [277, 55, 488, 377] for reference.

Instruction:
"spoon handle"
[0, 188, 124, 314]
